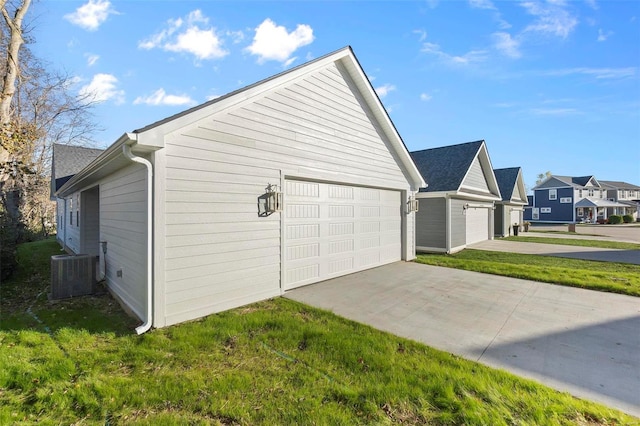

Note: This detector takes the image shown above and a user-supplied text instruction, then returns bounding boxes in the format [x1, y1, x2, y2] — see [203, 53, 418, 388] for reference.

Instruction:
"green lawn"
[416, 250, 640, 297]
[505, 236, 640, 250]
[1, 239, 637, 424]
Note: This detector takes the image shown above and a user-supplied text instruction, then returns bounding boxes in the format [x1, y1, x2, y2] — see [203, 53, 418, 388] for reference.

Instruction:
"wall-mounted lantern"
[407, 195, 419, 213]
[265, 183, 283, 213]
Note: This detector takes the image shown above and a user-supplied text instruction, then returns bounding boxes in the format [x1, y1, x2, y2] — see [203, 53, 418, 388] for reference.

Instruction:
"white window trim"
[549, 189, 557, 200]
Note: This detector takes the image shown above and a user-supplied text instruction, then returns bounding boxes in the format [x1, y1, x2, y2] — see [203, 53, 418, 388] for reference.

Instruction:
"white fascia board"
[455, 141, 501, 199]
[56, 133, 136, 197]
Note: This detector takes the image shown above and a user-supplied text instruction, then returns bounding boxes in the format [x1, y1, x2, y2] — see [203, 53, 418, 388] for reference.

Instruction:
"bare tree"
[0, 0, 98, 280]
[535, 171, 552, 186]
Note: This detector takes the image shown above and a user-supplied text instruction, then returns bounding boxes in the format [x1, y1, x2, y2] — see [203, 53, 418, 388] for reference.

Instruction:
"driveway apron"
[284, 262, 640, 417]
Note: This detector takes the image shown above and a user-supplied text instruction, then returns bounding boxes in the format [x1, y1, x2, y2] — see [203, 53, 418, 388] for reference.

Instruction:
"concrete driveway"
[285, 262, 640, 417]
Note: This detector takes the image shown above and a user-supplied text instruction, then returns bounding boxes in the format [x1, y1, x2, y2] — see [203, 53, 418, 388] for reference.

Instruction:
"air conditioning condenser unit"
[50, 254, 97, 300]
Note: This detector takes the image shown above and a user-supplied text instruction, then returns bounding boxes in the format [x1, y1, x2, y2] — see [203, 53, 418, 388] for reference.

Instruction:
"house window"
[541, 207, 551, 213]
[560, 197, 572, 203]
[76, 211, 79, 227]
[69, 199, 73, 225]
[549, 189, 557, 200]
[619, 190, 623, 198]
[578, 190, 583, 198]
[577, 207, 584, 216]
[588, 189, 594, 197]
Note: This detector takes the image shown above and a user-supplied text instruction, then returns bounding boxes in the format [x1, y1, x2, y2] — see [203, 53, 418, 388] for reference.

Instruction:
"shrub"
[622, 214, 634, 223]
[596, 218, 607, 224]
[607, 215, 623, 225]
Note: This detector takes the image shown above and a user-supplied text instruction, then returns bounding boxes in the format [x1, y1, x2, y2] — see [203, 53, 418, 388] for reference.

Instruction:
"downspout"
[122, 143, 154, 335]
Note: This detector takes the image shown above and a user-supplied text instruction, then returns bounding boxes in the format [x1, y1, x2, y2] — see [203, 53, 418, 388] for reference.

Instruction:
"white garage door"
[284, 179, 401, 290]
[510, 210, 521, 227]
[465, 207, 489, 245]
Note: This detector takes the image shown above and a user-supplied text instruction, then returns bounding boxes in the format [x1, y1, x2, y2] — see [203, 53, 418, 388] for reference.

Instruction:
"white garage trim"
[283, 179, 401, 290]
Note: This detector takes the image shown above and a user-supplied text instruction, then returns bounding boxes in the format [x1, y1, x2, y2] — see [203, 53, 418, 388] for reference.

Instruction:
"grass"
[504, 236, 640, 250]
[416, 250, 640, 297]
[1, 239, 637, 424]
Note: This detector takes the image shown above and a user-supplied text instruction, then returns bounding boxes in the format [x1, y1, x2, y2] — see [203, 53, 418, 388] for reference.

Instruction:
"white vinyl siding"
[160, 62, 411, 326]
[462, 157, 490, 193]
[66, 195, 80, 253]
[100, 163, 148, 320]
[284, 180, 401, 290]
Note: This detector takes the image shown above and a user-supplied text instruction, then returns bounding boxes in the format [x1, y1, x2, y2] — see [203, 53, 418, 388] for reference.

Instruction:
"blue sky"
[32, 0, 640, 190]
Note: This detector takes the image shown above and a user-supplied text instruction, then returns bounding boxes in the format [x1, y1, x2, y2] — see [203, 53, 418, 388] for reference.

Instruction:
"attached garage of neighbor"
[465, 206, 490, 245]
[55, 47, 425, 332]
[410, 140, 501, 253]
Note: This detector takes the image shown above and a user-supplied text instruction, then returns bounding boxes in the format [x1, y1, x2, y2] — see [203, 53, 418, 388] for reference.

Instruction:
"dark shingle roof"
[410, 140, 483, 192]
[494, 167, 521, 201]
[600, 180, 640, 190]
[51, 144, 104, 193]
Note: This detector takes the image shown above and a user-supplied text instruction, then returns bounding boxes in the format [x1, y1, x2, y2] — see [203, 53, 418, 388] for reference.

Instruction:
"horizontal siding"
[450, 199, 467, 249]
[415, 198, 446, 250]
[161, 61, 411, 325]
[100, 164, 147, 320]
[462, 157, 490, 193]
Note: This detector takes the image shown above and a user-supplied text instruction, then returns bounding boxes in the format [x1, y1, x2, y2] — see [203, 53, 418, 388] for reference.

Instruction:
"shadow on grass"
[1, 237, 138, 337]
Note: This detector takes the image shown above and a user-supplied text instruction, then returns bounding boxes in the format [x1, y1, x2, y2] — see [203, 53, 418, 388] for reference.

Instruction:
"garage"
[510, 209, 521, 227]
[465, 206, 490, 245]
[284, 179, 401, 290]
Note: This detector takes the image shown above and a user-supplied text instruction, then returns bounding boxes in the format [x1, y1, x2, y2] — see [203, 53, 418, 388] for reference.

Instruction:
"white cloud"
[375, 84, 396, 98]
[493, 32, 521, 58]
[597, 28, 613, 42]
[64, 0, 116, 31]
[421, 41, 488, 65]
[79, 73, 124, 104]
[246, 18, 314, 64]
[530, 107, 580, 116]
[585, 0, 598, 10]
[469, 0, 496, 10]
[420, 93, 432, 101]
[413, 29, 427, 42]
[542, 67, 636, 79]
[139, 10, 228, 61]
[521, 1, 578, 38]
[85, 53, 100, 66]
[226, 30, 245, 44]
[133, 88, 197, 106]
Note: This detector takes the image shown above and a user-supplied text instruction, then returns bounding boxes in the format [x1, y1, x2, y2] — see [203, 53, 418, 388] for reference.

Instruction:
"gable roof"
[494, 167, 527, 204]
[535, 175, 601, 190]
[57, 46, 426, 197]
[410, 140, 500, 200]
[51, 144, 104, 198]
[600, 180, 640, 190]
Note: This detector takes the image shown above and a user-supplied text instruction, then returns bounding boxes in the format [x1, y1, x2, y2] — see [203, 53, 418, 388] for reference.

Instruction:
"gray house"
[493, 167, 528, 237]
[54, 47, 426, 332]
[50, 143, 104, 253]
[410, 140, 501, 253]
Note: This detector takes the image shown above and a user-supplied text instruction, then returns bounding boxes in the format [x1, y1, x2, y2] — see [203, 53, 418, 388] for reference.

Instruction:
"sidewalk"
[469, 239, 640, 265]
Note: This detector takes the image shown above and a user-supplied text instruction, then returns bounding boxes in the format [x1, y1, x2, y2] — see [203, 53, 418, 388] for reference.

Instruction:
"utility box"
[50, 254, 97, 300]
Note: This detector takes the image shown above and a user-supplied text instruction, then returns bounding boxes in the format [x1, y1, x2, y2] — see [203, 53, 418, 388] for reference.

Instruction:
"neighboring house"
[50, 143, 104, 253]
[493, 167, 528, 237]
[523, 175, 636, 223]
[600, 181, 640, 221]
[410, 140, 501, 253]
[54, 47, 426, 332]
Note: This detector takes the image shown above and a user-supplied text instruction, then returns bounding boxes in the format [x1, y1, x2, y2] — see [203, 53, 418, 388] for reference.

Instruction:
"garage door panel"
[284, 180, 401, 290]
[465, 207, 490, 245]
